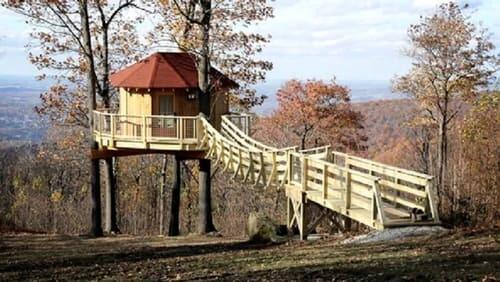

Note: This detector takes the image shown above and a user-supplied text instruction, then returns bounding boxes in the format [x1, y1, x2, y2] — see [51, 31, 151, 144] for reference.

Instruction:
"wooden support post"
[90, 157, 103, 237]
[287, 193, 308, 240]
[299, 192, 307, 240]
[110, 114, 115, 140]
[233, 148, 243, 179]
[322, 163, 328, 200]
[248, 152, 255, 183]
[372, 180, 386, 226]
[198, 158, 216, 234]
[255, 152, 265, 186]
[159, 155, 168, 235]
[287, 153, 293, 184]
[344, 157, 351, 211]
[425, 179, 440, 223]
[179, 118, 184, 143]
[345, 171, 351, 210]
[267, 152, 277, 188]
[287, 197, 293, 229]
[169, 155, 181, 236]
[142, 116, 147, 145]
[104, 157, 119, 234]
[223, 145, 232, 172]
[301, 156, 308, 192]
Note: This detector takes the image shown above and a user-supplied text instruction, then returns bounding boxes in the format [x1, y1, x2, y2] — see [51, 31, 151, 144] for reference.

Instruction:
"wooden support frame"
[287, 192, 307, 240]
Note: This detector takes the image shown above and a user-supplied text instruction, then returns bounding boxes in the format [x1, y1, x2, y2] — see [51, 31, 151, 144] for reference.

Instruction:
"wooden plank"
[347, 157, 428, 186]
[350, 181, 372, 199]
[379, 191, 425, 211]
[350, 193, 372, 211]
[379, 179, 427, 198]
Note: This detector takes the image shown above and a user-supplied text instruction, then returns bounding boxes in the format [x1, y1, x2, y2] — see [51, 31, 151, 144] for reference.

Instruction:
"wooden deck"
[93, 110, 440, 238]
[93, 111, 203, 152]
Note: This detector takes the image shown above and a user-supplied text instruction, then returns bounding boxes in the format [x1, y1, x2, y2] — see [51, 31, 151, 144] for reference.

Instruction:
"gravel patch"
[342, 226, 448, 244]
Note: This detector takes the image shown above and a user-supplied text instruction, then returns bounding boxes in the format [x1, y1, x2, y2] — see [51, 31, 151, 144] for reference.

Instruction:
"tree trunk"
[80, 0, 102, 237]
[104, 157, 119, 233]
[169, 155, 182, 236]
[197, 0, 216, 234]
[159, 155, 168, 235]
[436, 116, 448, 212]
[198, 158, 216, 234]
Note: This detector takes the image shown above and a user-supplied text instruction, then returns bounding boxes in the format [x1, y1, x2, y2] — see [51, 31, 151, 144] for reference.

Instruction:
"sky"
[0, 0, 499, 82]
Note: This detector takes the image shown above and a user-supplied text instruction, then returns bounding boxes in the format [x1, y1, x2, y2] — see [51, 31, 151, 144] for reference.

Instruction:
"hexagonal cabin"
[93, 52, 237, 152]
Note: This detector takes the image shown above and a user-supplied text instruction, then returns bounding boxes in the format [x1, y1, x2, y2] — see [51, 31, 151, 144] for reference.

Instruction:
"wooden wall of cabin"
[118, 88, 229, 133]
[119, 88, 152, 137]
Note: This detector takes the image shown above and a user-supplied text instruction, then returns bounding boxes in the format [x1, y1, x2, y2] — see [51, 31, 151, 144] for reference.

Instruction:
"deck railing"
[93, 110, 200, 145]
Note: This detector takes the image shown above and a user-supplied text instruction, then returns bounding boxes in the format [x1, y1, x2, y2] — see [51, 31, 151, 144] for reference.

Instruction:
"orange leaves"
[257, 78, 365, 151]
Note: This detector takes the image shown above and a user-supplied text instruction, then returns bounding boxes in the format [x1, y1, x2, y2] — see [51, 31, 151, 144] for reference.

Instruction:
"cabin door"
[159, 95, 174, 115]
[154, 95, 176, 138]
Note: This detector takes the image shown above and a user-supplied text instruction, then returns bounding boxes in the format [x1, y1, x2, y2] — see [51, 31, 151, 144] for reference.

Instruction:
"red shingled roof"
[110, 52, 238, 89]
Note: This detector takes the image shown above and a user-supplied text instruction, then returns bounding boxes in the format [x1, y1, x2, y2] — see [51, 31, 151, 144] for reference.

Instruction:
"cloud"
[252, 0, 498, 80]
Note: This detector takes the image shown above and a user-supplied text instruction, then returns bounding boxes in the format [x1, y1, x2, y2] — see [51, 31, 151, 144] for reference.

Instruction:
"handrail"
[221, 115, 278, 152]
[331, 150, 433, 180]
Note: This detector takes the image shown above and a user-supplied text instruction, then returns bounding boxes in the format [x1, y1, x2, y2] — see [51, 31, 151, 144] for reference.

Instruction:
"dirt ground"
[0, 229, 498, 281]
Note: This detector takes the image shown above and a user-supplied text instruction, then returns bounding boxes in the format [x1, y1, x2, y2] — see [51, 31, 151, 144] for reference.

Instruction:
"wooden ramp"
[201, 114, 440, 239]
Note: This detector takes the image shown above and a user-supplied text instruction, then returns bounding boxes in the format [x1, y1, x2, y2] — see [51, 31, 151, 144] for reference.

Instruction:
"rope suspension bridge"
[93, 111, 440, 239]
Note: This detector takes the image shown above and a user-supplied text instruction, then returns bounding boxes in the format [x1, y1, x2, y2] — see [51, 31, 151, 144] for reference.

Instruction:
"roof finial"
[153, 37, 181, 53]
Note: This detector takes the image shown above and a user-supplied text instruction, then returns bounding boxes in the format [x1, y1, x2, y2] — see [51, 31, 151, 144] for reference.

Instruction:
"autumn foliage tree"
[393, 2, 499, 206]
[457, 91, 499, 225]
[256, 79, 365, 151]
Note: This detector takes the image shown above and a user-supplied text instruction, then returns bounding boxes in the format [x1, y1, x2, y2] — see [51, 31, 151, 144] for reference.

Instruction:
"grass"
[0, 229, 498, 281]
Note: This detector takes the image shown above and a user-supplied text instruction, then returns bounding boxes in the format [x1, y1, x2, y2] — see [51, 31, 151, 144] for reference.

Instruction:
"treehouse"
[92, 52, 440, 237]
[93, 52, 238, 155]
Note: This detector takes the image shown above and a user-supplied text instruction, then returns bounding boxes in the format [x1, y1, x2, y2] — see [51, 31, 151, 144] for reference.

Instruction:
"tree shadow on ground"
[0, 236, 280, 275]
[228, 250, 500, 281]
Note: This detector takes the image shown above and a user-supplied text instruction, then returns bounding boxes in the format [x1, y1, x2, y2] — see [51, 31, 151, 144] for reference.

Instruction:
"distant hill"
[0, 77, 46, 143]
[252, 79, 405, 114]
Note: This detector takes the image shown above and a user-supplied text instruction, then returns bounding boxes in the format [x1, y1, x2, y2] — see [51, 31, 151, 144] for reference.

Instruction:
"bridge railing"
[224, 113, 252, 135]
[93, 110, 200, 144]
[330, 151, 439, 223]
[287, 151, 386, 227]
